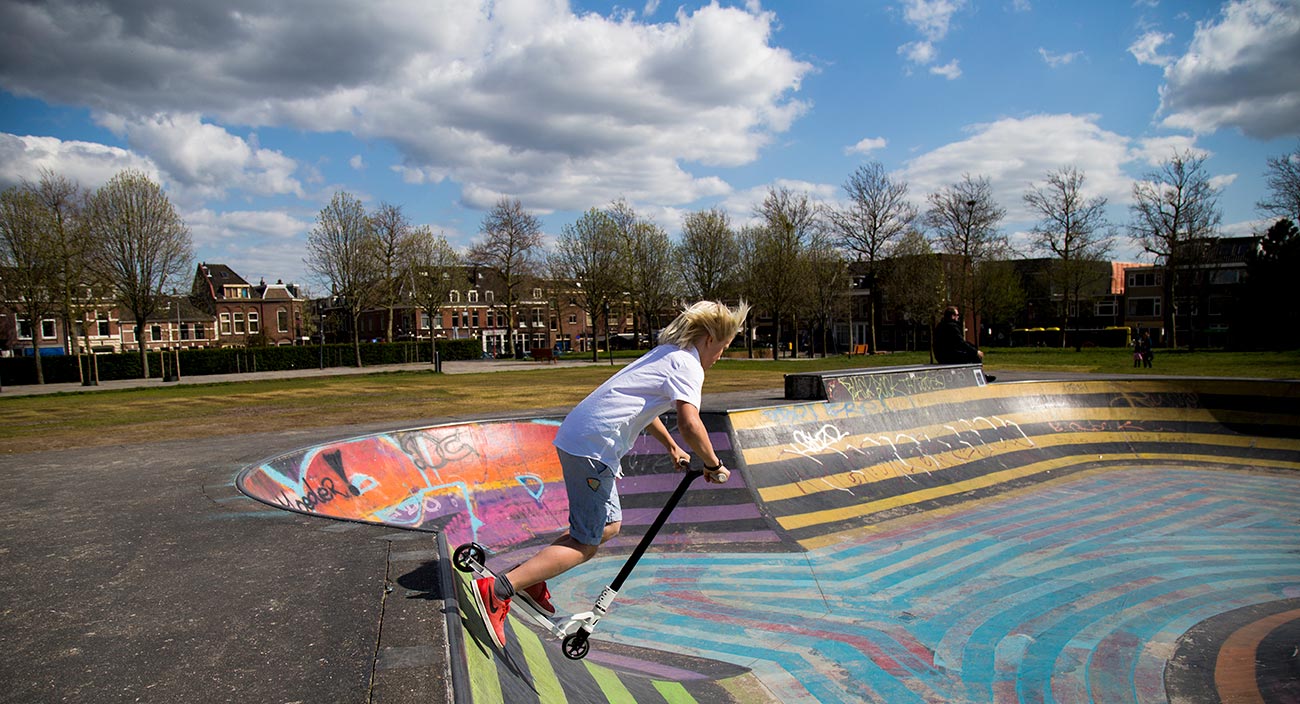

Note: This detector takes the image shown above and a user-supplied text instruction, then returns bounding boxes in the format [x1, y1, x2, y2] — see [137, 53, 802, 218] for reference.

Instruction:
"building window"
[1210, 270, 1241, 285]
[469, 290, 479, 303]
[485, 290, 494, 303]
[17, 319, 33, 339]
[97, 315, 110, 337]
[450, 290, 460, 303]
[568, 314, 577, 325]
[180, 324, 190, 340]
[248, 311, 259, 334]
[1095, 300, 1117, 317]
[234, 312, 245, 334]
[472, 310, 480, 327]
[1127, 297, 1161, 317]
[278, 309, 289, 333]
[1128, 271, 1161, 288]
[41, 319, 56, 339]
[195, 323, 205, 340]
[151, 324, 163, 341]
[220, 313, 231, 335]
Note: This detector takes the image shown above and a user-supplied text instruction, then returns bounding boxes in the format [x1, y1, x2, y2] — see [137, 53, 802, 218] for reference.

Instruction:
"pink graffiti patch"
[587, 477, 601, 492]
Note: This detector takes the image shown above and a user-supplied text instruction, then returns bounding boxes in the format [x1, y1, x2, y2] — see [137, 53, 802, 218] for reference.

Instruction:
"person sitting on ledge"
[933, 305, 984, 365]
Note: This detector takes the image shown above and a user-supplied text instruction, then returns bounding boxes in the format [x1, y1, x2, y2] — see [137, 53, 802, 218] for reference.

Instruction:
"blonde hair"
[658, 300, 750, 349]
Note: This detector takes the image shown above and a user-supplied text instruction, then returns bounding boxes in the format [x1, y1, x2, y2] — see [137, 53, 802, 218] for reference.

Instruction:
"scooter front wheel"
[452, 543, 486, 573]
[562, 632, 590, 660]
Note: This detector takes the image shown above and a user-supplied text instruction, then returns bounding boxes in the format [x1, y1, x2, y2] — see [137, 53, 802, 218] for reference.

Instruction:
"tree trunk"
[352, 316, 363, 367]
[137, 320, 150, 378]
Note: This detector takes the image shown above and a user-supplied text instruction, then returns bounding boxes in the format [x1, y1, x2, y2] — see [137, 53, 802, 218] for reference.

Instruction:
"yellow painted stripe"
[652, 679, 698, 704]
[515, 621, 566, 703]
[458, 570, 506, 704]
[727, 378, 1298, 431]
[753, 430, 1300, 502]
[585, 661, 637, 704]
[739, 407, 1299, 467]
[787, 453, 1300, 549]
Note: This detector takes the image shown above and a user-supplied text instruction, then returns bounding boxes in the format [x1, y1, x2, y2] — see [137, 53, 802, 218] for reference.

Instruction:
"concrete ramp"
[238, 377, 1300, 703]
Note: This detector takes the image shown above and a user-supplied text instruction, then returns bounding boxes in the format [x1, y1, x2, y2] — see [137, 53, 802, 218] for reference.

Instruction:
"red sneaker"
[470, 576, 511, 648]
[517, 580, 555, 617]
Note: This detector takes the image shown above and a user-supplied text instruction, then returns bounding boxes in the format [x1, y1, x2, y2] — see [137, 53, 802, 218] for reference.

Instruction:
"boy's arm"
[673, 400, 730, 484]
[646, 416, 690, 468]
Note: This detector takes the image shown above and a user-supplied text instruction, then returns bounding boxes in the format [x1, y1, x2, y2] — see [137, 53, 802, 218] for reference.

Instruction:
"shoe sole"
[469, 580, 507, 649]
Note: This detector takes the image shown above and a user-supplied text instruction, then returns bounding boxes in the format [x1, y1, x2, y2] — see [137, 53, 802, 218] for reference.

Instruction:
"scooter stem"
[608, 469, 702, 592]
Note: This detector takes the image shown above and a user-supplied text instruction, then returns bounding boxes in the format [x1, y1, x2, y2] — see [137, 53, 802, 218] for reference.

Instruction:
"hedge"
[0, 337, 483, 386]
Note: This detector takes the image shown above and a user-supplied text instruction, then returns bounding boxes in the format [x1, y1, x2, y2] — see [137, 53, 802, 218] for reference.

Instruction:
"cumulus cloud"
[94, 113, 303, 201]
[898, 114, 1136, 226]
[0, 0, 812, 213]
[897, 0, 967, 77]
[1158, 0, 1300, 138]
[846, 136, 888, 156]
[0, 132, 160, 191]
[1129, 30, 1174, 66]
[185, 208, 313, 285]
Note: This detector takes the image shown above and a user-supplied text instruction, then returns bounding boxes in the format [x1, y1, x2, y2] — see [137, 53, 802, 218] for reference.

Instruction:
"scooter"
[453, 467, 704, 660]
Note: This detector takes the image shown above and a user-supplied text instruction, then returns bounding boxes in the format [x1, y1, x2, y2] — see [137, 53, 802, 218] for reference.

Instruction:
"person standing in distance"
[468, 300, 751, 649]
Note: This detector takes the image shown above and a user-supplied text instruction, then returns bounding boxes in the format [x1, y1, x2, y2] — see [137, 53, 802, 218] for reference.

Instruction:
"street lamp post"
[173, 296, 182, 381]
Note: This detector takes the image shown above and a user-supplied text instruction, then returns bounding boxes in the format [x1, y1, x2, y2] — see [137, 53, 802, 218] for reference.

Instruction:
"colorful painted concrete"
[238, 377, 1300, 703]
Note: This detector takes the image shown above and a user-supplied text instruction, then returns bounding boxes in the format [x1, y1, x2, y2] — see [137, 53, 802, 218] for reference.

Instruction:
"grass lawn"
[1, 348, 1296, 454]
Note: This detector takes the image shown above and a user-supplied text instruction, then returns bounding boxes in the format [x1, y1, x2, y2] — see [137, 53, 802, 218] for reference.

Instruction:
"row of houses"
[0, 236, 1257, 358]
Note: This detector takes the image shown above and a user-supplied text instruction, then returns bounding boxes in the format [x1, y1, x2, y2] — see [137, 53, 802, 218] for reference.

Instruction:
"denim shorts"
[558, 448, 622, 546]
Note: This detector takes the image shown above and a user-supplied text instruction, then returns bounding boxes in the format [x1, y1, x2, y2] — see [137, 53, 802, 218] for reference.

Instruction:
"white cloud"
[185, 208, 313, 285]
[1038, 47, 1084, 67]
[846, 137, 888, 156]
[930, 60, 963, 80]
[1158, 0, 1300, 138]
[94, 113, 303, 202]
[0, 132, 160, 191]
[0, 1, 812, 214]
[1010, 0, 1032, 12]
[899, 114, 1136, 227]
[901, 0, 967, 41]
[899, 40, 938, 65]
[1132, 135, 1206, 165]
[349, 155, 365, 170]
[1129, 30, 1174, 66]
[896, 0, 966, 77]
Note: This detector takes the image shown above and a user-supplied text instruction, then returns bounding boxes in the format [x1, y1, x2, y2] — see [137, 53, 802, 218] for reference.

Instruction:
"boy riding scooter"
[468, 300, 749, 650]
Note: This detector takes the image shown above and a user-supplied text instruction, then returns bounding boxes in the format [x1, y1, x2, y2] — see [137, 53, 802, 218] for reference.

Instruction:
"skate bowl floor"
[237, 375, 1300, 703]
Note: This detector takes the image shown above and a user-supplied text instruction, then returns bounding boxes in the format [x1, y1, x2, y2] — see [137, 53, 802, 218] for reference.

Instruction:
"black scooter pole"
[608, 468, 702, 592]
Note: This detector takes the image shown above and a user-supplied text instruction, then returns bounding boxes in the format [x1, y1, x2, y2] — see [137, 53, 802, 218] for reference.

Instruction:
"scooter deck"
[453, 543, 592, 642]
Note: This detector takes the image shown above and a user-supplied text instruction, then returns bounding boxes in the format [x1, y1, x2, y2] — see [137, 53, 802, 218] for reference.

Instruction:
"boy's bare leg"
[504, 521, 621, 591]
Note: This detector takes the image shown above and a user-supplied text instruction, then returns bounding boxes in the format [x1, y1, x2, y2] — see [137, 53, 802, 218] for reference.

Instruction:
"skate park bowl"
[237, 371, 1300, 703]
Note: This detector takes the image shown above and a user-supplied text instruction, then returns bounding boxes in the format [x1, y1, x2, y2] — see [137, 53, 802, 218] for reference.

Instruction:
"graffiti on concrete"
[238, 419, 569, 549]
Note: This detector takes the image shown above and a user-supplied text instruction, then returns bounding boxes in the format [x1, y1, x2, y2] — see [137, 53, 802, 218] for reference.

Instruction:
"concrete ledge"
[783, 363, 987, 401]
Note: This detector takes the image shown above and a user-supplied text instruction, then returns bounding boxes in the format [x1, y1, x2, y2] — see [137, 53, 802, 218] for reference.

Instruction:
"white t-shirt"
[553, 344, 704, 471]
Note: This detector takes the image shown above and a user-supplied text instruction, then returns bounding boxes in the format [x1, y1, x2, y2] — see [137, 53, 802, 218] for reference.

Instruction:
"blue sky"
[2, 0, 1297, 291]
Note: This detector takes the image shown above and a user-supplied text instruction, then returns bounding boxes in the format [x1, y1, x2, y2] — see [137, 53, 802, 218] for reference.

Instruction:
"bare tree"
[924, 174, 1008, 346]
[306, 191, 380, 366]
[369, 202, 421, 342]
[1257, 141, 1300, 223]
[614, 201, 676, 343]
[882, 230, 945, 354]
[0, 186, 60, 383]
[407, 226, 461, 364]
[469, 198, 543, 358]
[754, 186, 820, 359]
[85, 170, 193, 379]
[1129, 150, 1222, 348]
[1023, 166, 1114, 345]
[677, 207, 737, 301]
[30, 171, 100, 383]
[804, 231, 848, 356]
[827, 162, 916, 354]
[552, 208, 624, 362]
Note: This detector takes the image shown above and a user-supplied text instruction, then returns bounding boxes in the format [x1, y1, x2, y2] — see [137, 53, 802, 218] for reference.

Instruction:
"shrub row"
[0, 338, 483, 386]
